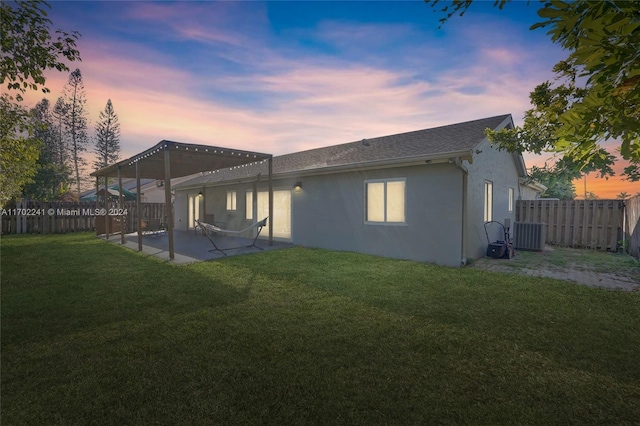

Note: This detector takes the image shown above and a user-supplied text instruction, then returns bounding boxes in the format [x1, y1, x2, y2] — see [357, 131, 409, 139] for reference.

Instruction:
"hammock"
[196, 217, 268, 256]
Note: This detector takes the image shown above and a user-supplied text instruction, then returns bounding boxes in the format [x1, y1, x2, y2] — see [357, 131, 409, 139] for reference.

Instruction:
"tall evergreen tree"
[52, 97, 69, 171]
[62, 68, 89, 195]
[22, 99, 71, 199]
[94, 99, 121, 174]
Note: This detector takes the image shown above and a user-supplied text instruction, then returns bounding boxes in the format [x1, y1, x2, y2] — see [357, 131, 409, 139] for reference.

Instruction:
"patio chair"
[196, 217, 268, 256]
[144, 218, 163, 235]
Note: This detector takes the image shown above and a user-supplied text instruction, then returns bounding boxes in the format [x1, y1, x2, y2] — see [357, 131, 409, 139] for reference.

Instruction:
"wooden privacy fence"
[1, 200, 167, 235]
[516, 199, 625, 251]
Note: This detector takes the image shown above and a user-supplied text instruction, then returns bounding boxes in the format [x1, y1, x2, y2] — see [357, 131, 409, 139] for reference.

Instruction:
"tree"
[93, 99, 121, 174]
[585, 191, 599, 200]
[21, 98, 71, 200]
[527, 163, 577, 200]
[62, 68, 89, 195]
[428, 0, 640, 181]
[1, 0, 81, 100]
[0, 95, 39, 206]
[52, 96, 69, 173]
[0, 0, 80, 206]
[616, 192, 630, 200]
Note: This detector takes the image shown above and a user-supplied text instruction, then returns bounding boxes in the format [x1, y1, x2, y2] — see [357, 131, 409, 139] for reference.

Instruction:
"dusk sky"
[22, 1, 637, 198]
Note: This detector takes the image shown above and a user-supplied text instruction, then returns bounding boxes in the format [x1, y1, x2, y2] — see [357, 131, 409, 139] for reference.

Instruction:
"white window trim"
[364, 178, 407, 226]
[508, 187, 514, 212]
[226, 190, 237, 211]
[246, 189, 253, 220]
[484, 181, 493, 222]
[188, 193, 202, 230]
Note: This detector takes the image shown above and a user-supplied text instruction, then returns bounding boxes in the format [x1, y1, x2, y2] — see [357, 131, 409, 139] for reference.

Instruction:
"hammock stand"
[196, 217, 268, 256]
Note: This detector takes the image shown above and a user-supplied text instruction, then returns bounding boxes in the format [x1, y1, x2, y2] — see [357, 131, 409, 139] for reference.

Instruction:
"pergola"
[91, 140, 273, 260]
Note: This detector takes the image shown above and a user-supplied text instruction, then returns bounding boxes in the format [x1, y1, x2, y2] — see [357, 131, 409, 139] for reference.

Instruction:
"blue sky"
[25, 1, 632, 196]
[33, 1, 562, 151]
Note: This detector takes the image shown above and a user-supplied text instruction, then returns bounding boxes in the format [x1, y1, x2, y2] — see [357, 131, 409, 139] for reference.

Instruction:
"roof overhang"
[91, 140, 272, 179]
[175, 149, 474, 191]
[520, 177, 547, 193]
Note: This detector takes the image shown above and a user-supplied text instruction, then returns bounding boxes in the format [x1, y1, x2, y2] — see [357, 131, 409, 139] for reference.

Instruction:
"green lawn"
[2, 233, 639, 425]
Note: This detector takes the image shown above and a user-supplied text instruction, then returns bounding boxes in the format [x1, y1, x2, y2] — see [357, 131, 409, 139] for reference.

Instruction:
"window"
[188, 194, 202, 230]
[365, 179, 405, 224]
[508, 187, 514, 212]
[484, 181, 493, 222]
[257, 190, 291, 239]
[246, 190, 253, 220]
[226, 190, 236, 211]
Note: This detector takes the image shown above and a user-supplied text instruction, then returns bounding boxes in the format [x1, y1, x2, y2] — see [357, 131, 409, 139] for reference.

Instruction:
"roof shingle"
[177, 114, 512, 187]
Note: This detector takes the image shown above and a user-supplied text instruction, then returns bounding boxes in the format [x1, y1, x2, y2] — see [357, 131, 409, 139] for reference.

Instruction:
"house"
[134, 176, 199, 203]
[80, 176, 196, 203]
[174, 114, 544, 267]
[80, 178, 153, 201]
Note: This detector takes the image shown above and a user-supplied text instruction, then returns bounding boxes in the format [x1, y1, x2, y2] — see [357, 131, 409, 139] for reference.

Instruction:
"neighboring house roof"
[177, 114, 513, 189]
[80, 186, 137, 201]
[520, 178, 548, 194]
[79, 178, 155, 199]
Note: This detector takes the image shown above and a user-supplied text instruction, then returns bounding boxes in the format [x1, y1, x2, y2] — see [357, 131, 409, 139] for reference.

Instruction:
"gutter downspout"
[454, 157, 469, 266]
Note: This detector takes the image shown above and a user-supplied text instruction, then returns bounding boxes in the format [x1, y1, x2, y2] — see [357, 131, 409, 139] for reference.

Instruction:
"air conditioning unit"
[514, 222, 546, 251]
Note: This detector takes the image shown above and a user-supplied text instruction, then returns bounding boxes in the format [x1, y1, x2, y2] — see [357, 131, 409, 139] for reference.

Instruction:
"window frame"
[226, 190, 237, 211]
[508, 187, 514, 212]
[246, 189, 253, 220]
[188, 193, 202, 230]
[484, 181, 493, 222]
[364, 178, 407, 225]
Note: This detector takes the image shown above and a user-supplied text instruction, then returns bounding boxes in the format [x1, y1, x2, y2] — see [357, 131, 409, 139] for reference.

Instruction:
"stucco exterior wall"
[464, 137, 522, 260]
[175, 163, 466, 266]
[291, 164, 464, 266]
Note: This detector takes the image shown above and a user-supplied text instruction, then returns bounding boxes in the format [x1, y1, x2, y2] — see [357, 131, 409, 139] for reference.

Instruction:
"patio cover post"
[136, 160, 142, 252]
[164, 145, 175, 260]
[252, 181, 258, 234]
[118, 166, 124, 244]
[105, 175, 110, 240]
[268, 156, 273, 246]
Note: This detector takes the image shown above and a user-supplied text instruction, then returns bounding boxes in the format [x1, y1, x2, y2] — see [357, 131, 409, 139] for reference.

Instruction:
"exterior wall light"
[294, 181, 303, 192]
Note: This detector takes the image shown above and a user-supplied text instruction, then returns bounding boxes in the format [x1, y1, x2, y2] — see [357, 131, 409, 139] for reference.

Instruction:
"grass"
[2, 233, 640, 425]
[500, 245, 640, 276]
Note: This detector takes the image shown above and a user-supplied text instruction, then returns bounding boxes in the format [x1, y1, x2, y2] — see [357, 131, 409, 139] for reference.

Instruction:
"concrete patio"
[101, 230, 293, 264]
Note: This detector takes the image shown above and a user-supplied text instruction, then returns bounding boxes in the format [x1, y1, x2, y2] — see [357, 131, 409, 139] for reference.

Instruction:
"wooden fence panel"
[1, 200, 167, 235]
[123, 202, 166, 233]
[516, 199, 624, 251]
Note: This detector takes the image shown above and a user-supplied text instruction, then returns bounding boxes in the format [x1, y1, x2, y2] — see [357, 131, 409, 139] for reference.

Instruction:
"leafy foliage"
[617, 192, 630, 200]
[93, 99, 121, 172]
[0, 95, 40, 206]
[21, 99, 71, 200]
[0, 0, 80, 205]
[0, 0, 80, 101]
[527, 162, 577, 200]
[428, 0, 640, 181]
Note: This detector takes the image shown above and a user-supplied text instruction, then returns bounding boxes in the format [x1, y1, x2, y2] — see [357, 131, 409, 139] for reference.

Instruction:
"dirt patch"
[472, 246, 640, 292]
